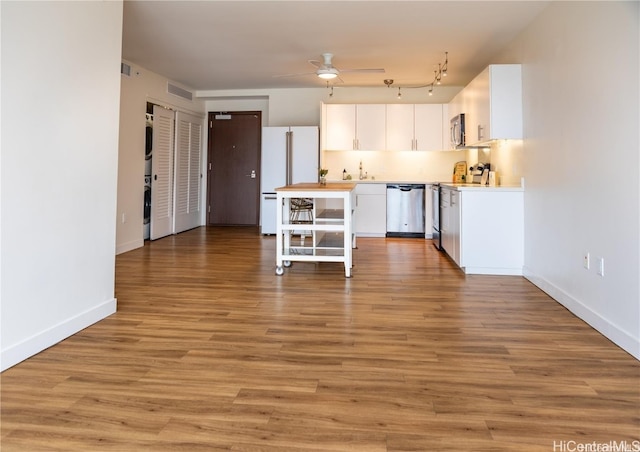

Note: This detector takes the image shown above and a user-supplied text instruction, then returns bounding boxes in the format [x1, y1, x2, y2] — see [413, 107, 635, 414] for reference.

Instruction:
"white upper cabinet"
[464, 64, 523, 146]
[386, 104, 414, 150]
[414, 104, 444, 151]
[385, 104, 444, 151]
[324, 104, 356, 150]
[323, 103, 445, 151]
[356, 104, 386, 151]
[324, 104, 386, 151]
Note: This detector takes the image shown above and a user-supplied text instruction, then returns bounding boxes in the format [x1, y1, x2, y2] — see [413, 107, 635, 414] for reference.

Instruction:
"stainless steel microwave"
[450, 113, 465, 149]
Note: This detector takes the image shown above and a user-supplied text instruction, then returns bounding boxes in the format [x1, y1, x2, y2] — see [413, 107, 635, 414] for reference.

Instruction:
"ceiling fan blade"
[308, 59, 324, 69]
[339, 68, 386, 74]
[272, 71, 316, 78]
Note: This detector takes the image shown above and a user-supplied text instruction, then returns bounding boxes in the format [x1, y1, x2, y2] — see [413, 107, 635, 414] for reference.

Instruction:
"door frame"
[206, 111, 262, 226]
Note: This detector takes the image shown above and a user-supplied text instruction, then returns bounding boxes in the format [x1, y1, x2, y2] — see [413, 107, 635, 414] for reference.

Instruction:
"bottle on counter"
[343, 169, 347, 180]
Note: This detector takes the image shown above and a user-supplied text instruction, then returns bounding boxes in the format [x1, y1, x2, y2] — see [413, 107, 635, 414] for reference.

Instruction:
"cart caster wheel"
[283, 260, 291, 267]
[275, 266, 284, 276]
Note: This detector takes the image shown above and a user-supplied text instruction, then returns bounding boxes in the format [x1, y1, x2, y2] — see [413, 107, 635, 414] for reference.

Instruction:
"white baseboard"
[1, 298, 117, 371]
[523, 267, 639, 360]
[464, 266, 522, 276]
[116, 238, 144, 255]
[356, 232, 386, 238]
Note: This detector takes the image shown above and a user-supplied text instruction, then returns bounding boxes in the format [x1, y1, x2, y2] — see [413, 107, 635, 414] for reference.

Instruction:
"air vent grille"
[120, 62, 131, 77]
[167, 83, 193, 101]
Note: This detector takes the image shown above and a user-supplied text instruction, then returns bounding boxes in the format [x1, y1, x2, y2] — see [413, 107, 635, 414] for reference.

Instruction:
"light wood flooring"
[2, 226, 639, 451]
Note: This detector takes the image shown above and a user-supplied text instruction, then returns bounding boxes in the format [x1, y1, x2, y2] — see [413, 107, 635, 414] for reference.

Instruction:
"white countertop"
[327, 179, 524, 191]
[327, 179, 435, 184]
[440, 183, 524, 192]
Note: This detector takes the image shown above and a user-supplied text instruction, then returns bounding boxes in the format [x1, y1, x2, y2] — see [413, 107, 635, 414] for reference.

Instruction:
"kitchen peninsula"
[275, 182, 357, 277]
[439, 183, 524, 275]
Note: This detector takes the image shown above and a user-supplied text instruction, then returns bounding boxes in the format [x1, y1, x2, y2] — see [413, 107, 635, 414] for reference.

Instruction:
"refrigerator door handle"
[286, 130, 293, 186]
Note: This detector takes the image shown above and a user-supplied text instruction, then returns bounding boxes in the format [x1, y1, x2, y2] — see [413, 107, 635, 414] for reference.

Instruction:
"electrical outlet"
[122, 213, 127, 224]
[583, 253, 590, 270]
[597, 257, 605, 276]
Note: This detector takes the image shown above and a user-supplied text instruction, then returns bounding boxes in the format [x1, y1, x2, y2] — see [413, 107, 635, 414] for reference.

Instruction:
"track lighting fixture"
[430, 52, 448, 89]
[382, 52, 449, 98]
[326, 81, 334, 97]
[326, 53, 449, 99]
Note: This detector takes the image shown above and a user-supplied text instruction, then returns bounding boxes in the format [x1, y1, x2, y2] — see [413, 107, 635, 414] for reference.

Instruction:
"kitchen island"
[275, 182, 357, 277]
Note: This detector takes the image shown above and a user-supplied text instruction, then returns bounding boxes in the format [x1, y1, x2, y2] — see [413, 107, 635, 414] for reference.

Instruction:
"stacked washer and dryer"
[144, 113, 152, 240]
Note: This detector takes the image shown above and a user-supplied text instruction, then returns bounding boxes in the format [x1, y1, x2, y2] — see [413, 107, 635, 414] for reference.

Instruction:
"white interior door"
[174, 111, 203, 234]
[150, 106, 174, 240]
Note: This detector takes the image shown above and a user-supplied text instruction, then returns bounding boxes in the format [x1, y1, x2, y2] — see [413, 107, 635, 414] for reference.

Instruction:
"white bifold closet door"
[150, 106, 175, 240]
[173, 111, 202, 234]
[151, 106, 203, 240]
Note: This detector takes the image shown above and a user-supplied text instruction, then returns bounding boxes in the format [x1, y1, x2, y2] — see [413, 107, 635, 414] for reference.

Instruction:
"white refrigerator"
[260, 126, 319, 234]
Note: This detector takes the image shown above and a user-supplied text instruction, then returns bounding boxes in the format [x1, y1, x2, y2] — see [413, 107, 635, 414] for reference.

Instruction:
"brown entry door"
[207, 111, 261, 225]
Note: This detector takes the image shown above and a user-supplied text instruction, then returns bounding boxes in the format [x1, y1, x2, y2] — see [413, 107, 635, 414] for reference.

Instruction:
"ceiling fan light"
[317, 68, 338, 79]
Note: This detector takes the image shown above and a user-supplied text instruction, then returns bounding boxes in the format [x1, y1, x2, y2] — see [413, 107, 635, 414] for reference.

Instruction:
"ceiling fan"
[275, 53, 385, 81]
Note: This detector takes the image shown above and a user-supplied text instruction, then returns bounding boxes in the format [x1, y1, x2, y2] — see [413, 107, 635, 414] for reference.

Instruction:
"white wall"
[501, 2, 639, 358]
[1, 2, 123, 370]
[117, 61, 205, 254]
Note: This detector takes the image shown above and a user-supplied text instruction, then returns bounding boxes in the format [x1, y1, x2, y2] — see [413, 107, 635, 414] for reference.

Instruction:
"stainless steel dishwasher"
[386, 184, 425, 237]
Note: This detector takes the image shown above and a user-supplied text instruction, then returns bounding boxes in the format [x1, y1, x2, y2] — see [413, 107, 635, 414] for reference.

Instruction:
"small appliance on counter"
[453, 161, 467, 183]
[468, 163, 491, 184]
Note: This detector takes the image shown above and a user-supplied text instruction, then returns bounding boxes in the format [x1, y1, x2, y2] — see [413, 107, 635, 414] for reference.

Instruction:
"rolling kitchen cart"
[275, 182, 357, 277]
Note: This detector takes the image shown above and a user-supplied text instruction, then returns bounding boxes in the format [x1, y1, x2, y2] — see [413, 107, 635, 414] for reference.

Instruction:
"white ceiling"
[122, 1, 548, 92]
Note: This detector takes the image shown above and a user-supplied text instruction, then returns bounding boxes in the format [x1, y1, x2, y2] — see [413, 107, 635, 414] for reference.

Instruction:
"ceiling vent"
[167, 83, 193, 101]
[120, 62, 131, 77]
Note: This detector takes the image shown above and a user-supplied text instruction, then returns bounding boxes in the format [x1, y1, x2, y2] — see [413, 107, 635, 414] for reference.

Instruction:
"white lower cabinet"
[355, 183, 386, 237]
[441, 186, 523, 275]
[449, 189, 461, 266]
[440, 187, 453, 256]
